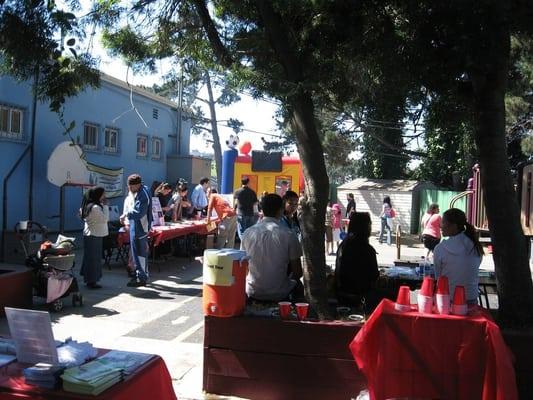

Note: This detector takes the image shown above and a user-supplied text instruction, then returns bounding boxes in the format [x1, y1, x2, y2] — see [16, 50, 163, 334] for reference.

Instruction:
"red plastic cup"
[278, 302, 291, 319]
[420, 276, 434, 297]
[436, 276, 450, 295]
[395, 286, 411, 312]
[396, 286, 411, 305]
[453, 285, 466, 305]
[295, 303, 309, 320]
[452, 287, 467, 315]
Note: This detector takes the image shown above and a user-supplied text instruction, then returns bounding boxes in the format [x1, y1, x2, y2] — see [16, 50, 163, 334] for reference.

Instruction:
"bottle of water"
[423, 257, 433, 278]
[418, 256, 425, 276]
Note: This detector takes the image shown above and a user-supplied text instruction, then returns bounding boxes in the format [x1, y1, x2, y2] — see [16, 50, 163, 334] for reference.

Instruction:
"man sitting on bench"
[241, 193, 303, 302]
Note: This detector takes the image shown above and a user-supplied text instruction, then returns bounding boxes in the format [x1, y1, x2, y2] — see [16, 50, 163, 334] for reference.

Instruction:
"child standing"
[325, 202, 334, 255]
[331, 203, 343, 253]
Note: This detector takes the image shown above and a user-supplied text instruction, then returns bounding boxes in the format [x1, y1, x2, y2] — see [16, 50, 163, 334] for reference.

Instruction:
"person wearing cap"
[331, 203, 343, 252]
[124, 174, 153, 287]
[207, 189, 238, 249]
[190, 177, 210, 216]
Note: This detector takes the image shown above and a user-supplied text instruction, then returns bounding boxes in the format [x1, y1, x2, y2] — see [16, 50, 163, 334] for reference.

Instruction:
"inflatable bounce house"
[220, 135, 303, 196]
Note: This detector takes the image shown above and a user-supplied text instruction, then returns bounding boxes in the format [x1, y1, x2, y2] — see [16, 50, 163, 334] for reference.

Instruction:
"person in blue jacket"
[122, 174, 153, 287]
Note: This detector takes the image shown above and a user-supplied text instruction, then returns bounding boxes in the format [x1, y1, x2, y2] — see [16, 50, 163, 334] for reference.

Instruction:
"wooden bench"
[203, 315, 366, 400]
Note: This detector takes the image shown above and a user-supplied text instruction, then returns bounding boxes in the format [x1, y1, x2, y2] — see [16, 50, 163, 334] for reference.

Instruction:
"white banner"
[86, 162, 123, 198]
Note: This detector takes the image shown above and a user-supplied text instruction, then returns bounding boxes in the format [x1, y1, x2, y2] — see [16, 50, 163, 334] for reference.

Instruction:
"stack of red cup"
[451, 285, 467, 316]
[436, 276, 450, 314]
[417, 276, 434, 314]
[394, 285, 412, 312]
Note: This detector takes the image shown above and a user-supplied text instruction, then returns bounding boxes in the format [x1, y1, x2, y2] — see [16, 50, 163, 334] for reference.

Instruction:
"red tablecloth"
[117, 220, 217, 248]
[350, 299, 518, 400]
[0, 353, 176, 400]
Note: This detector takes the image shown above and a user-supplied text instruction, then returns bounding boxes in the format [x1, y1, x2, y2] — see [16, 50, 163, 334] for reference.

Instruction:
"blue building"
[0, 72, 209, 242]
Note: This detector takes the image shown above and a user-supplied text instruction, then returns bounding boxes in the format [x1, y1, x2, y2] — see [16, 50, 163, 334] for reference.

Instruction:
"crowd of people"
[80, 176, 483, 310]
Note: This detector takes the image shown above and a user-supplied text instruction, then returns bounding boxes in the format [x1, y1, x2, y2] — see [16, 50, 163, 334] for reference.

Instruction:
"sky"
[94, 39, 281, 155]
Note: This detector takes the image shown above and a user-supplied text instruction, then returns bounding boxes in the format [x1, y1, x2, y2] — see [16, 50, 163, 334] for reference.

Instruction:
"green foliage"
[101, 26, 156, 72]
[521, 134, 533, 158]
[0, 0, 99, 112]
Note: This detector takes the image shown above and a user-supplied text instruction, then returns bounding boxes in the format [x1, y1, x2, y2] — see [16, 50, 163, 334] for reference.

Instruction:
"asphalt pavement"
[0, 232, 499, 399]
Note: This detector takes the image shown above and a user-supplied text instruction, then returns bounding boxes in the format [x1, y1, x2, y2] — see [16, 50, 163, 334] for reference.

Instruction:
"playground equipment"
[450, 163, 533, 236]
[449, 164, 488, 232]
[220, 139, 303, 195]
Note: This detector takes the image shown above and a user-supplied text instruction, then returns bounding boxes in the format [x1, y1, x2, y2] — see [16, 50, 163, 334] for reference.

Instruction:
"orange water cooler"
[202, 249, 248, 317]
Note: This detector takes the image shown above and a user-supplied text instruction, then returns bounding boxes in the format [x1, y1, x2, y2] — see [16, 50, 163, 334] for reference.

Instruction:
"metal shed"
[336, 179, 437, 234]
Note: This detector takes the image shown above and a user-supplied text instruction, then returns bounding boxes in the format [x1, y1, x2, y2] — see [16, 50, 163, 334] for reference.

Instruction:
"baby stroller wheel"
[72, 293, 83, 307]
[49, 299, 64, 312]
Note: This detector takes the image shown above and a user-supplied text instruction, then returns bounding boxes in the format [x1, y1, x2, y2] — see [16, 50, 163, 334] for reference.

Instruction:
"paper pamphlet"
[206, 221, 217, 232]
[97, 350, 152, 374]
[151, 197, 165, 227]
[5, 308, 58, 365]
[203, 250, 239, 286]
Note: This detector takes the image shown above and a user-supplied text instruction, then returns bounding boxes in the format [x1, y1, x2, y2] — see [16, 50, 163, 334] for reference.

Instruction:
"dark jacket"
[335, 237, 379, 299]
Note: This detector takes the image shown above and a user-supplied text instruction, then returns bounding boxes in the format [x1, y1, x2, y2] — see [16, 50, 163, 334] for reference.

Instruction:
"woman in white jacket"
[433, 208, 483, 305]
[80, 187, 109, 289]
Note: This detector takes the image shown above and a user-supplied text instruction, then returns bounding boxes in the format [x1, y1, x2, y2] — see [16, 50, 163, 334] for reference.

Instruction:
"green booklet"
[61, 359, 123, 395]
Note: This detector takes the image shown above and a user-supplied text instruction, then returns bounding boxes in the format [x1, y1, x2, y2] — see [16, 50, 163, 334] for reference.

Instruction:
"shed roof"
[338, 178, 428, 192]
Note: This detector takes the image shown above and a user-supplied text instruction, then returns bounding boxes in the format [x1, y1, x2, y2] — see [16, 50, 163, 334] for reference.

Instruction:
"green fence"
[418, 189, 467, 234]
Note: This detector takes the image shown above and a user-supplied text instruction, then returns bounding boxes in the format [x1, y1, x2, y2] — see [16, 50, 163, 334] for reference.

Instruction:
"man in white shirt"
[190, 177, 209, 215]
[241, 193, 303, 302]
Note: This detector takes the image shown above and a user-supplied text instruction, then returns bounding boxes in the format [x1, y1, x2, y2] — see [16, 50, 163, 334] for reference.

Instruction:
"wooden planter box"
[203, 316, 366, 400]
[0, 265, 33, 316]
[502, 329, 533, 399]
[204, 315, 533, 400]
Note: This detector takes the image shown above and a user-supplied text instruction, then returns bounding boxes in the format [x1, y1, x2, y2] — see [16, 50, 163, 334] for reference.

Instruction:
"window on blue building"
[137, 135, 147, 157]
[83, 123, 98, 150]
[104, 128, 118, 153]
[152, 137, 162, 159]
[0, 105, 23, 140]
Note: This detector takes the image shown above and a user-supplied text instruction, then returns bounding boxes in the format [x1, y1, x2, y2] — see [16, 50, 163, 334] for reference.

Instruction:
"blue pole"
[221, 149, 238, 194]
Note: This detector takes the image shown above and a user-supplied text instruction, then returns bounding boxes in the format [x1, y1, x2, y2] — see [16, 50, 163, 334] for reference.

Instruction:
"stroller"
[17, 222, 83, 312]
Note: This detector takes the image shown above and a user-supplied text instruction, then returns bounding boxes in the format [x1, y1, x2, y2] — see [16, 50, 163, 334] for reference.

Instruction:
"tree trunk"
[256, 1, 331, 318]
[205, 72, 223, 187]
[469, 9, 533, 327]
[194, 0, 332, 318]
[290, 94, 331, 319]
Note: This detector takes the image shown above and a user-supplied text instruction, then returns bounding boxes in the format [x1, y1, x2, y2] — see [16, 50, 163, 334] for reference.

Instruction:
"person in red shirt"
[207, 189, 238, 249]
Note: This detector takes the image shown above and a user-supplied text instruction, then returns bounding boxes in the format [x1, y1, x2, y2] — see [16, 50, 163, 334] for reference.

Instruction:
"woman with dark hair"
[421, 203, 442, 256]
[171, 184, 192, 221]
[335, 212, 380, 307]
[154, 182, 173, 213]
[80, 186, 109, 289]
[378, 196, 393, 245]
[434, 208, 483, 305]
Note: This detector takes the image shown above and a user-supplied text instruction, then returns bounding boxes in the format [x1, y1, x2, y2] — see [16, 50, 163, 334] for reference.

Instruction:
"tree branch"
[191, 0, 234, 67]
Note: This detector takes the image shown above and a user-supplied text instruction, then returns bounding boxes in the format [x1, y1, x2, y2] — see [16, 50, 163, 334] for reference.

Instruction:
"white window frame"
[104, 127, 119, 153]
[83, 123, 98, 150]
[152, 137, 162, 159]
[0, 105, 23, 140]
[137, 135, 148, 157]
